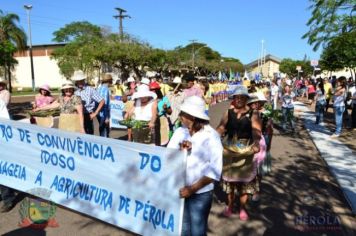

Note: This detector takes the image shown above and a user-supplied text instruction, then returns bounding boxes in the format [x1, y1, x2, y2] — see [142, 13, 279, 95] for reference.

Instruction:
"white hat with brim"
[132, 85, 157, 100]
[247, 92, 267, 104]
[232, 85, 249, 97]
[141, 77, 150, 85]
[71, 70, 87, 81]
[0, 78, 8, 85]
[180, 96, 210, 121]
[61, 81, 77, 90]
[127, 77, 135, 83]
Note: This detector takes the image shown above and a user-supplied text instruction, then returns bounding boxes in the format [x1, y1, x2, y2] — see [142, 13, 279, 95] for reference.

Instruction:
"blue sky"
[2, 0, 322, 64]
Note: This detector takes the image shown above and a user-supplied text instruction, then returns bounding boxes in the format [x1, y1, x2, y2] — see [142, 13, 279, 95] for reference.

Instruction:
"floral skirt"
[220, 176, 260, 195]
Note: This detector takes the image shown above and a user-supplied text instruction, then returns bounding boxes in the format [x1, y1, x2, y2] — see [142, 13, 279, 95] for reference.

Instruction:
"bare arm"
[180, 176, 214, 198]
[149, 100, 158, 128]
[90, 99, 105, 120]
[216, 111, 228, 136]
[251, 110, 262, 153]
[33, 100, 60, 111]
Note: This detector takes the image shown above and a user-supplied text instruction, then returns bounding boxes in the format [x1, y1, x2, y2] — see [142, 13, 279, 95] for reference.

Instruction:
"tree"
[279, 58, 314, 77]
[320, 30, 356, 79]
[303, 0, 356, 51]
[0, 10, 27, 92]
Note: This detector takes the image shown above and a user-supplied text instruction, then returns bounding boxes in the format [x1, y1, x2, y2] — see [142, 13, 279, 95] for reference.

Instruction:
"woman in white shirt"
[167, 96, 222, 236]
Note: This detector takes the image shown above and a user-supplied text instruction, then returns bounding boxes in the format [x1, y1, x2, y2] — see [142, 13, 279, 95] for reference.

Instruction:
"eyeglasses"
[233, 95, 247, 100]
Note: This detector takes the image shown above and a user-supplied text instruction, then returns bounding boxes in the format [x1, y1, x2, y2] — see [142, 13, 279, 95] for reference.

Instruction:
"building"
[245, 54, 281, 79]
[13, 43, 66, 90]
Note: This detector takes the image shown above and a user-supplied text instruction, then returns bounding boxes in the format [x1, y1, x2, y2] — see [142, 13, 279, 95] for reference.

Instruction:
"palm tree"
[0, 9, 27, 92]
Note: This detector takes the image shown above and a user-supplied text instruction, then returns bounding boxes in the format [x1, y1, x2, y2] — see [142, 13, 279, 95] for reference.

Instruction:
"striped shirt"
[75, 85, 103, 113]
[97, 84, 111, 119]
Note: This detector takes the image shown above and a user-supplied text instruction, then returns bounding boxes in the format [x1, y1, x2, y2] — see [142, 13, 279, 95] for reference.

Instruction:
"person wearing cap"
[125, 76, 136, 97]
[0, 77, 10, 107]
[72, 70, 104, 135]
[216, 85, 262, 220]
[33, 84, 54, 109]
[34, 80, 85, 133]
[97, 74, 113, 137]
[125, 85, 158, 144]
[167, 96, 222, 236]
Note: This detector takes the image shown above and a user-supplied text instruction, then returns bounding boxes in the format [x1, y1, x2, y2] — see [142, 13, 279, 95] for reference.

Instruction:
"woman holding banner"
[33, 81, 85, 133]
[167, 96, 222, 236]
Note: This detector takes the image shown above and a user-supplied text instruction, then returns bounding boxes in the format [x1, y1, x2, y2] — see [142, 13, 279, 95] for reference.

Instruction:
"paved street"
[1, 98, 356, 236]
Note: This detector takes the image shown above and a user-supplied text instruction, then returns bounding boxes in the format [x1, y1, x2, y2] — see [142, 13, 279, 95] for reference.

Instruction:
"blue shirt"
[157, 96, 171, 116]
[97, 84, 111, 119]
[75, 85, 103, 113]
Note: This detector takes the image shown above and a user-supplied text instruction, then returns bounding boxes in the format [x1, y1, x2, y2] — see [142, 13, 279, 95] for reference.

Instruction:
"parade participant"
[167, 76, 185, 129]
[270, 80, 279, 110]
[280, 85, 296, 132]
[34, 81, 85, 133]
[351, 82, 356, 130]
[72, 70, 104, 135]
[323, 77, 333, 114]
[199, 80, 212, 115]
[247, 93, 268, 202]
[167, 96, 222, 236]
[113, 79, 125, 99]
[149, 81, 172, 146]
[0, 77, 10, 107]
[183, 74, 203, 98]
[314, 82, 326, 125]
[125, 76, 136, 97]
[33, 84, 54, 109]
[125, 85, 157, 144]
[216, 85, 261, 221]
[97, 74, 113, 137]
[0, 99, 16, 213]
[331, 77, 346, 138]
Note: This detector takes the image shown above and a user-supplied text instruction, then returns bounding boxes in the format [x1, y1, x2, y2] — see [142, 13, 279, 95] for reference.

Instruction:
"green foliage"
[320, 31, 356, 71]
[303, 0, 356, 51]
[52, 21, 102, 43]
[279, 58, 314, 77]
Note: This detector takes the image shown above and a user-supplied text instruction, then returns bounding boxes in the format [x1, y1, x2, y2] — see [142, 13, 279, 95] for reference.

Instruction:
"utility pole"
[189, 39, 197, 69]
[114, 7, 131, 41]
[24, 4, 35, 91]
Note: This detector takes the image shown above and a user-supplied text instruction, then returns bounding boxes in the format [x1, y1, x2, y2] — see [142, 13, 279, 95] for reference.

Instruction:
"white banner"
[110, 100, 127, 129]
[0, 118, 185, 236]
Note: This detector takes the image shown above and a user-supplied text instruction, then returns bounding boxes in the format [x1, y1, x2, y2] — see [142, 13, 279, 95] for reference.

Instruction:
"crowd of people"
[0, 71, 355, 235]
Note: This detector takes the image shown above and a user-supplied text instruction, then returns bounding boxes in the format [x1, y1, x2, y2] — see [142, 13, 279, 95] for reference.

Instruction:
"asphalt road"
[1, 98, 355, 236]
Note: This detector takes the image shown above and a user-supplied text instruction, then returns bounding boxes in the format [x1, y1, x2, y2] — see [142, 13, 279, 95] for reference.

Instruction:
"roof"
[245, 54, 282, 68]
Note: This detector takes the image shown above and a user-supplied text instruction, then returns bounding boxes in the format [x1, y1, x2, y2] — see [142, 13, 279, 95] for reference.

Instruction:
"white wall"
[13, 56, 66, 89]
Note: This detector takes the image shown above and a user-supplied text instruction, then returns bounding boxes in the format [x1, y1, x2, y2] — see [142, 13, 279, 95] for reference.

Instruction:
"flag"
[229, 68, 234, 81]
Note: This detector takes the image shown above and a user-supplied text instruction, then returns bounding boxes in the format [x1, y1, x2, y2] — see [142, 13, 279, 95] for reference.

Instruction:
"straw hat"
[247, 93, 267, 104]
[132, 85, 157, 100]
[180, 96, 210, 121]
[61, 80, 77, 90]
[39, 84, 51, 93]
[231, 85, 249, 97]
[71, 70, 86, 81]
[0, 77, 8, 85]
[101, 73, 113, 83]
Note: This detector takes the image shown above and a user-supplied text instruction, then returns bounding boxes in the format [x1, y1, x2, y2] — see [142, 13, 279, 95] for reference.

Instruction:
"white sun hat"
[71, 70, 87, 81]
[256, 92, 267, 102]
[141, 77, 150, 85]
[180, 96, 210, 121]
[61, 80, 77, 90]
[127, 77, 135, 83]
[132, 84, 157, 100]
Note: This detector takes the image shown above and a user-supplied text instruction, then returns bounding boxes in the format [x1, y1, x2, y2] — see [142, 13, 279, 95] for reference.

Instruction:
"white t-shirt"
[167, 125, 223, 194]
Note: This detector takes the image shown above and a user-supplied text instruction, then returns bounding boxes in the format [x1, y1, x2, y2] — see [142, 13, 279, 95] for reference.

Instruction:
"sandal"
[239, 208, 249, 221]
